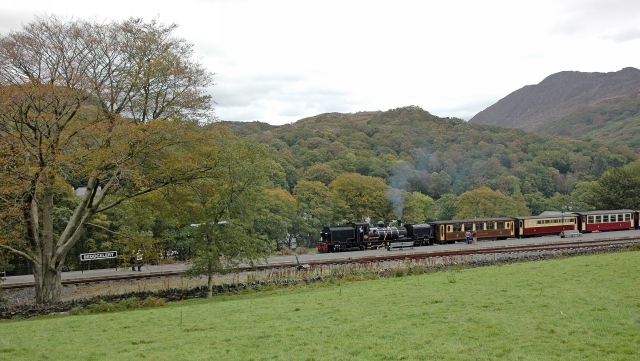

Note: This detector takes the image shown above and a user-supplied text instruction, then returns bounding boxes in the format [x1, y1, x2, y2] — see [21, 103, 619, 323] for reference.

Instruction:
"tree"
[292, 180, 333, 248]
[0, 16, 214, 304]
[253, 188, 297, 250]
[454, 187, 525, 219]
[429, 171, 452, 198]
[303, 163, 336, 185]
[585, 161, 640, 210]
[434, 194, 457, 221]
[329, 173, 392, 223]
[401, 192, 436, 224]
[172, 138, 274, 298]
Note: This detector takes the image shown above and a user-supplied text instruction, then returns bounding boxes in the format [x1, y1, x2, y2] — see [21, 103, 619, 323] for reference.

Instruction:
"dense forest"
[540, 93, 640, 152]
[224, 105, 637, 209]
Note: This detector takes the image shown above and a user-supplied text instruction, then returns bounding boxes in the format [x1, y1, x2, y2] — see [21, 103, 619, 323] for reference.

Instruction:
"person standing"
[136, 250, 143, 271]
[465, 230, 471, 244]
[130, 252, 136, 271]
[472, 230, 477, 244]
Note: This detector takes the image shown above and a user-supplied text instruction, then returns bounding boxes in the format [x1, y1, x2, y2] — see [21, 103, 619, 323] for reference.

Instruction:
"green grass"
[1, 251, 639, 360]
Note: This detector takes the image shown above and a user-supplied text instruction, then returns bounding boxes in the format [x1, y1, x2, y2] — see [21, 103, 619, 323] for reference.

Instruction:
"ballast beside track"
[2, 235, 639, 290]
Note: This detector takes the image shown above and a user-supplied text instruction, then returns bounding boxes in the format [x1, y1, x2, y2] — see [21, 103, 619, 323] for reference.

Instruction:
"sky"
[2, 0, 640, 125]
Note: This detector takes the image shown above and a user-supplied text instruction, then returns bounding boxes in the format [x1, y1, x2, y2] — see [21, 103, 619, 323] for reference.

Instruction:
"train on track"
[317, 209, 640, 253]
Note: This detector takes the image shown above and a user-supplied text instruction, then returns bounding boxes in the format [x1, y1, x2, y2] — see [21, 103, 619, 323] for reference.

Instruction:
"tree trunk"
[207, 273, 213, 298]
[33, 262, 62, 304]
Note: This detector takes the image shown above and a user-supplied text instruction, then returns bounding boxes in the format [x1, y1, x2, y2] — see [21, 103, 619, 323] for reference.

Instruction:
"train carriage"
[514, 213, 578, 238]
[430, 218, 515, 244]
[574, 210, 636, 233]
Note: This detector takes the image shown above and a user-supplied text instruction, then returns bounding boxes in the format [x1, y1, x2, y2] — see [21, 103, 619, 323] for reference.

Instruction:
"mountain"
[468, 67, 640, 138]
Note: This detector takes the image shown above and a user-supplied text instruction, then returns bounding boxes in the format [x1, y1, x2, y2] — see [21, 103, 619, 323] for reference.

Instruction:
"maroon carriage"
[574, 210, 636, 233]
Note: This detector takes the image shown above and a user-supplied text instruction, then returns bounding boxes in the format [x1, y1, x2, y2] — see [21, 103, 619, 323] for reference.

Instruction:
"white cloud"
[2, 0, 639, 124]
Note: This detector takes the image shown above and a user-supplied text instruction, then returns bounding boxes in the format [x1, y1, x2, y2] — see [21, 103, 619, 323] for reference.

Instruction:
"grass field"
[1, 251, 639, 360]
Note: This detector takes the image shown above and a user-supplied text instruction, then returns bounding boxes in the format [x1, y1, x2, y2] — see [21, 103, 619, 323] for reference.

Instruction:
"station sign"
[80, 251, 117, 261]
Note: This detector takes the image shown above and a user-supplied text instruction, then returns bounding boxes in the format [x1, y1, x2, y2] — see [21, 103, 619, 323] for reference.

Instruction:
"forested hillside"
[540, 93, 640, 152]
[223, 106, 636, 204]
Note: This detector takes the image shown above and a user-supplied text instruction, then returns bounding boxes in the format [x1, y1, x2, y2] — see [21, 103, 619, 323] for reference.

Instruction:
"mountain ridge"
[469, 67, 640, 132]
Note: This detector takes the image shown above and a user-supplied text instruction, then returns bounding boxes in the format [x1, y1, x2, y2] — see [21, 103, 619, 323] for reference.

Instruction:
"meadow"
[0, 251, 638, 361]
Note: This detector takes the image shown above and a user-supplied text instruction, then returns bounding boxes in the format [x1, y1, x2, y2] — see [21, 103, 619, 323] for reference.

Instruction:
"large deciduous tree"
[292, 180, 333, 248]
[329, 173, 392, 223]
[0, 16, 214, 304]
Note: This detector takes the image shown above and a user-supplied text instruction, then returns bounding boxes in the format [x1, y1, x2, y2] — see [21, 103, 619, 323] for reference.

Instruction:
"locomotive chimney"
[397, 220, 402, 227]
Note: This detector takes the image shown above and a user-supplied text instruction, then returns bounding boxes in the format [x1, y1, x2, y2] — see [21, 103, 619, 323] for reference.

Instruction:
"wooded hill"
[469, 67, 640, 153]
[222, 106, 637, 208]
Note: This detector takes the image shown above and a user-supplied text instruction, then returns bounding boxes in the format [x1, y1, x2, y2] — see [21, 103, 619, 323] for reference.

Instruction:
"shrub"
[141, 297, 165, 307]
[69, 297, 165, 315]
[87, 300, 116, 313]
[295, 247, 310, 255]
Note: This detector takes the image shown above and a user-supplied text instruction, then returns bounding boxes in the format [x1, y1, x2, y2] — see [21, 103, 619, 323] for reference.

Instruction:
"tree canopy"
[0, 15, 215, 304]
[453, 187, 530, 219]
[585, 160, 640, 209]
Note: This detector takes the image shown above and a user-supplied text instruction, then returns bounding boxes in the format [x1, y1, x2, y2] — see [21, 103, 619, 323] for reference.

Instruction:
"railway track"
[2, 236, 639, 290]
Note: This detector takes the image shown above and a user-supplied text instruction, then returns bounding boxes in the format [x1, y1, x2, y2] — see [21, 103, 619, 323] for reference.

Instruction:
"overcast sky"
[2, 0, 640, 125]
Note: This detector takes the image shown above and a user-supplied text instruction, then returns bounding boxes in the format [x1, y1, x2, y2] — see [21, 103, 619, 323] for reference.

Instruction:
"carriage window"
[610, 214, 617, 222]
[625, 214, 631, 221]
[486, 222, 495, 230]
[588, 216, 594, 223]
[602, 215, 609, 222]
[595, 215, 602, 223]
[452, 225, 461, 232]
[475, 223, 485, 231]
[497, 222, 505, 229]
[464, 224, 473, 231]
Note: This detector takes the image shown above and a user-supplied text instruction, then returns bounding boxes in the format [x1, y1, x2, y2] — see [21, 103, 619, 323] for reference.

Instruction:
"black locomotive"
[318, 221, 432, 253]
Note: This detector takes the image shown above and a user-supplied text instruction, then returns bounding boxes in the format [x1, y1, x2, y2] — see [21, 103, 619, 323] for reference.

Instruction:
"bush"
[295, 247, 310, 255]
[69, 297, 164, 315]
[87, 300, 116, 313]
[141, 297, 165, 307]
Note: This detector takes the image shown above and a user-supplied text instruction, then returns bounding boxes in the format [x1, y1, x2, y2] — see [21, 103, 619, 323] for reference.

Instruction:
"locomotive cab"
[318, 221, 371, 252]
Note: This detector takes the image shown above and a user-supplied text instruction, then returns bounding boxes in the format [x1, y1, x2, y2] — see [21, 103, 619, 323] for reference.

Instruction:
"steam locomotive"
[318, 221, 430, 252]
[317, 209, 639, 253]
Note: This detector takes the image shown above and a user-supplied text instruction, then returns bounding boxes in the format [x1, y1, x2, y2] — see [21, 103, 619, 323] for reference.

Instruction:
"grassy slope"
[1, 251, 639, 361]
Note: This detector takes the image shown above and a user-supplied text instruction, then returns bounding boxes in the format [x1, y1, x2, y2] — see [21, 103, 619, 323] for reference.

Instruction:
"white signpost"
[79, 251, 118, 272]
